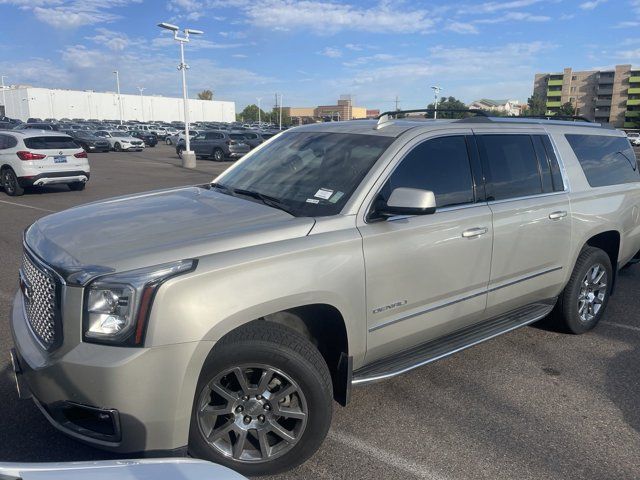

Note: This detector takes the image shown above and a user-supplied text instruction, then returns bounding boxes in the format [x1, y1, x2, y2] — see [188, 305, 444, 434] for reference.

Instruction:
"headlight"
[83, 259, 197, 346]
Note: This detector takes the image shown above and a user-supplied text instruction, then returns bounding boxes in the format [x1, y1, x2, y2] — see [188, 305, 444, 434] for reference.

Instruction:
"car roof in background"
[5, 130, 72, 138]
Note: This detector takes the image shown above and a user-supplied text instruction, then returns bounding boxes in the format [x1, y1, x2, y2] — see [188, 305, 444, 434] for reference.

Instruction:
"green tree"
[426, 96, 468, 118]
[197, 89, 213, 100]
[556, 102, 576, 117]
[526, 93, 546, 116]
[271, 107, 292, 127]
[237, 104, 269, 122]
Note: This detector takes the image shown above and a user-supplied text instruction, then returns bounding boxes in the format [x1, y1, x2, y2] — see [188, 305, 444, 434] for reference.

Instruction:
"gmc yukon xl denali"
[10, 112, 640, 476]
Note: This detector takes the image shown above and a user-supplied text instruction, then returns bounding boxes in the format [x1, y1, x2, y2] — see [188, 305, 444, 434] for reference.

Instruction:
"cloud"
[473, 0, 543, 13]
[475, 11, 550, 23]
[85, 28, 131, 51]
[318, 47, 342, 58]
[446, 21, 479, 34]
[241, 0, 436, 34]
[580, 0, 606, 9]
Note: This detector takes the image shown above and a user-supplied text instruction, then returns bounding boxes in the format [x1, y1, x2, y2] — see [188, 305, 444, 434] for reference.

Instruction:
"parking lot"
[1, 144, 640, 480]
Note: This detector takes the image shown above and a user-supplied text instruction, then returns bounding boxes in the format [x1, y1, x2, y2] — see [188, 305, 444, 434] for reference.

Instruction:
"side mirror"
[377, 187, 437, 217]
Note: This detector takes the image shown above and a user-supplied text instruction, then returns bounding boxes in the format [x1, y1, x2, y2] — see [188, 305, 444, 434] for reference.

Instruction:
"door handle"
[549, 211, 568, 220]
[462, 227, 488, 238]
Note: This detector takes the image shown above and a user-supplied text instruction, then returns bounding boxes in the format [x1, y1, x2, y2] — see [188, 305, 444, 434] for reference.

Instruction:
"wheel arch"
[581, 230, 621, 293]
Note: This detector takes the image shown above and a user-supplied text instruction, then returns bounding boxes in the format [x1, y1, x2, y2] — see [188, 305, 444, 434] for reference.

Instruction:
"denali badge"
[372, 300, 408, 314]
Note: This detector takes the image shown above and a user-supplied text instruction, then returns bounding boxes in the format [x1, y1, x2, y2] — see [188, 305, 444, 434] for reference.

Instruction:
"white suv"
[0, 131, 90, 196]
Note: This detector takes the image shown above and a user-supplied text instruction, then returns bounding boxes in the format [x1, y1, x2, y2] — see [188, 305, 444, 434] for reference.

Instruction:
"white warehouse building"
[1, 86, 236, 123]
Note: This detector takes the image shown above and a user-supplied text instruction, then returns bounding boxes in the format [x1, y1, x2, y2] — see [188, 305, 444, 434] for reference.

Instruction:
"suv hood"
[25, 186, 315, 284]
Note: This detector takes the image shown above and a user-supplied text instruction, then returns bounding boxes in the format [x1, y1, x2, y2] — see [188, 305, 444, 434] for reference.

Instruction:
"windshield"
[215, 131, 393, 217]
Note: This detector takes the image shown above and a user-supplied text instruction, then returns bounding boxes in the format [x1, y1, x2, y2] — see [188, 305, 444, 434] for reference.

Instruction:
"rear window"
[230, 134, 246, 140]
[565, 134, 639, 187]
[24, 136, 78, 150]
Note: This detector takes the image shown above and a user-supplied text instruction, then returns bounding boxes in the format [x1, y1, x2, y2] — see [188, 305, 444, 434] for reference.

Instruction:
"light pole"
[113, 70, 123, 125]
[157, 22, 203, 169]
[1, 75, 6, 117]
[279, 93, 283, 130]
[257, 97, 262, 126]
[137, 86, 145, 122]
[431, 85, 442, 119]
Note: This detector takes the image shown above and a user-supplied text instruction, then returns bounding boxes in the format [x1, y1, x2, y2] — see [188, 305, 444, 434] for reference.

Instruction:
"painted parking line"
[0, 199, 55, 213]
[328, 430, 448, 480]
[601, 321, 640, 333]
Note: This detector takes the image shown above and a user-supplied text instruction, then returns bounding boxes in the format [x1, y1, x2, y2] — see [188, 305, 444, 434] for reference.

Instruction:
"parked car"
[26, 117, 43, 123]
[0, 130, 89, 195]
[93, 130, 145, 151]
[131, 130, 158, 147]
[13, 123, 62, 131]
[239, 131, 267, 149]
[166, 129, 200, 145]
[11, 114, 640, 475]
[64, 130, 111, 153]
[626, 131, 640, 146]
[176, 130, 250, 161]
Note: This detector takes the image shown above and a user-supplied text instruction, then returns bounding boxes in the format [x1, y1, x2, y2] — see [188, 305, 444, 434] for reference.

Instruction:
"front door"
[358, 131, 493, 363]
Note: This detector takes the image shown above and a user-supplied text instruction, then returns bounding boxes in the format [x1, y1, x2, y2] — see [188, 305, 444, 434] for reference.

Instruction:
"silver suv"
[10, 112, 640, 476]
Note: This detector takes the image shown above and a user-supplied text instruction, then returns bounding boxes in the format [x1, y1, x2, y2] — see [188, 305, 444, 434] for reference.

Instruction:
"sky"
[0, 0, 639, 113]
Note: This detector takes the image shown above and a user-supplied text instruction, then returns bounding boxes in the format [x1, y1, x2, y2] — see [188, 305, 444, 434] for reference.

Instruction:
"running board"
[352, 301, 555, 385]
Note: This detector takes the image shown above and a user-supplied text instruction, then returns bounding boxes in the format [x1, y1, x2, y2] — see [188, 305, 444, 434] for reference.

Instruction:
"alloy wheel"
[196, 364, 308, 463]
[3, 171, 15, 194]
[578, 263, 607, 322]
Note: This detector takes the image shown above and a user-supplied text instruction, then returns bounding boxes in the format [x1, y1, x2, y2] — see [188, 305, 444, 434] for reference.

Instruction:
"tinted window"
[477, 135, 543, 201]
[245, 133, 258, 139]
[24, 136, 78, 150]
[230, 134, 246, 140]
[541, 136, 564, 191]
[0, 134, 8, 149]
[379, 136, 474, 209]
[565, 134, 639, 187]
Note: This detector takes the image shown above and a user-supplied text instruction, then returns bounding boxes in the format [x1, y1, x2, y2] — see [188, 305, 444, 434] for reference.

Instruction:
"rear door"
[23, 135, 86, 172]
[475, 131, 571, 318]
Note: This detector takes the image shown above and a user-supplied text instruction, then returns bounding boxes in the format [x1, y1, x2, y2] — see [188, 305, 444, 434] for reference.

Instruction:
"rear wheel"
[554, 247, 612, 334]
[1, 168, 24, 196]
[166, 138, 173, 145]
[177, 146, 184, 159]
[188, 322, 333, 476]
[212, 148, 224, 162]
[68, 182, 85, 191]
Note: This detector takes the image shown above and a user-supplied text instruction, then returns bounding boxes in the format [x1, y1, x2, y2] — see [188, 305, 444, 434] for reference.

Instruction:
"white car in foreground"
[0, 130, 90, 196]
[0, 458, 247, 480]
[94, 130, 145, 152]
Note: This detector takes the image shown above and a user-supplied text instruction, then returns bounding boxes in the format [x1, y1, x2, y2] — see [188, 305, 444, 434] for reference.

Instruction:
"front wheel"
[554, 246, 612, 334]
[212, 148, 224, 162]
[114, 142, 122, 152]
[188, 322, 332, 476]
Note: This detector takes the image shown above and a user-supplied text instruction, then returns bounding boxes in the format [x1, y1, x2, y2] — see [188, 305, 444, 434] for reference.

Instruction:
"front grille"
[132, 141, 143, 145]
[20, 252, 61, 351]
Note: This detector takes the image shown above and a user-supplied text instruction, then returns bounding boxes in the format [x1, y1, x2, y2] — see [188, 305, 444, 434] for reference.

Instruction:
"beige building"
[533, 65, 640, 128]
[285, 95, 370, 123]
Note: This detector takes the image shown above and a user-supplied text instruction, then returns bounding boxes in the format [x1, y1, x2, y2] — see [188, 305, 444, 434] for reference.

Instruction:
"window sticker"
[329, 191, 344, 203]
[306, 198, 320, 204]
[314, 188, 334, 200]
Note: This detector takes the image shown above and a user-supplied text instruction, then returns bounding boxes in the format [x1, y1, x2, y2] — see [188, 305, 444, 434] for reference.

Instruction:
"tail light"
[16, 151, 46, 161]
[74, 151, 88, 158]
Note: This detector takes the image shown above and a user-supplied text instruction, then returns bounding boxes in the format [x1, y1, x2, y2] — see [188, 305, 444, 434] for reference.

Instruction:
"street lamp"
[431, 85, 442, 120]
[256, 97, 262, 127]
[158, 22, 203, 169]
[279, 93, 283, 130]
[113, 70, 123, 125]
[137, 86, 145, 122]
[1, 75, 7, 117]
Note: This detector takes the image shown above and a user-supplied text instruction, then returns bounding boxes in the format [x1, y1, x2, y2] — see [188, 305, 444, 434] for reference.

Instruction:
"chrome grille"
[21, 252, 60, 350]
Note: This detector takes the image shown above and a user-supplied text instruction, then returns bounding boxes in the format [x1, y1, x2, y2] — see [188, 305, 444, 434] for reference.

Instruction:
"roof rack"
[518, 115, 592, 122]
[376, 109, 488, 129]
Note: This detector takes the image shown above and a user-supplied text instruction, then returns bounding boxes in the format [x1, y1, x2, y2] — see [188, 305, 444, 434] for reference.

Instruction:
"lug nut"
[243, 416, 251, 424]
[256, 394, 263, 400]
[242, 395, 249, 401]
[235, 406, 244, 413]
[258, 415, 265, 422]
[264, 403, 271, 411]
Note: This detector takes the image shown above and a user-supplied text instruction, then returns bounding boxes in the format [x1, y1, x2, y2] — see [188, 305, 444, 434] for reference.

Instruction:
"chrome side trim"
[487, 266, 562, 293]
[486, 190, 566, 206]
[369, 265, 562, 333]
[368, 289, 486, 333]
[355, 304, 554, 385]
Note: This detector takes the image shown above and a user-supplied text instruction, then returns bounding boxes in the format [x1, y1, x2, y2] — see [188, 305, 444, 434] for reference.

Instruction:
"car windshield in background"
[23, 136, 78, 149]
[215, 132, 394, 217]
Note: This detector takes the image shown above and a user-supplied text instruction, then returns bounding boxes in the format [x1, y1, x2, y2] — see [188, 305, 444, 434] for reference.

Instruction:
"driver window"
[379, 136, 475, 210]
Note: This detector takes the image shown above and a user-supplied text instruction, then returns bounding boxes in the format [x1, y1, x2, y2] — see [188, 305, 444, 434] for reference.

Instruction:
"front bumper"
[10, 290, 213, 454]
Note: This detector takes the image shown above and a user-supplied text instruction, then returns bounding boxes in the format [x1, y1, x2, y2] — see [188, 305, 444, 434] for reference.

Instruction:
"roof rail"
[518, 115, 592, 122]
[376, 109, 488, 129]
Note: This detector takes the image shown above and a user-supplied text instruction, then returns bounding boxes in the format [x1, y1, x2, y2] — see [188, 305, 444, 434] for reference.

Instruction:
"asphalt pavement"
[0, 145, 639, 480]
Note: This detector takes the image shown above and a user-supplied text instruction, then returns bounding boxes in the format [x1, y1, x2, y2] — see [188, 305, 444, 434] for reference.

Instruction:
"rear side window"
[230, 134, 246, 140]
[380, 135, 475, 209]
[477, 135, 542, 201]
[24, 136, 78, 150]
[0, 134, 16, 149]
[565, 134, 639, 187]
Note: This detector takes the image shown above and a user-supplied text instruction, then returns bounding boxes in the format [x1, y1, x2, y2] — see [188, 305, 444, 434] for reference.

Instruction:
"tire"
[554, 246, 612, 334]
[188, 322, 333, 477]
[68, 182, 85, 191]
[114, 142, 122, 152]
[2, 168, 24, 196]
[166, 138, 173, 145]
[212, 148, 224, 162]
[177, 147, 184, 159]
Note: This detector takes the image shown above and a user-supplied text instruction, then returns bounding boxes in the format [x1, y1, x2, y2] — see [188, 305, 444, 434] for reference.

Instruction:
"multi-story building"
[533, 65, 640, 128]
[467, 99, 522, 116]
[284, 95, 370, 123]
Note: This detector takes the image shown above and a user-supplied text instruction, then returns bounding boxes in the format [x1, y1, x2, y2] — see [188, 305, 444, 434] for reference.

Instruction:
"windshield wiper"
[232, 188, 295, 216]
